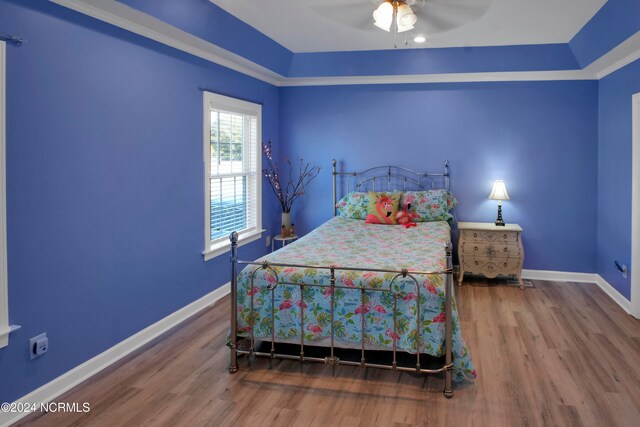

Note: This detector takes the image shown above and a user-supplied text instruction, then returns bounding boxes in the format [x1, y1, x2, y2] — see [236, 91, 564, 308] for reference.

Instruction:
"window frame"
[202, 92, 263, 261]
[0, 41, 9, 347]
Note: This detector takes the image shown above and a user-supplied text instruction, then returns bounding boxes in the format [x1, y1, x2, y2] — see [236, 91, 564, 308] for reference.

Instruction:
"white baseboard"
[521, 269, 599, 283]
[0, 283, 231, 427]
[455, 265, 600, 284]
[595, 275, 632, 314]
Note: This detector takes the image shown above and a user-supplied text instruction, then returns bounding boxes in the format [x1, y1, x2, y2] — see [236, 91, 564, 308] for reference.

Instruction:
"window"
[203, 92, 262, 261]
[0, 41, 9, 347]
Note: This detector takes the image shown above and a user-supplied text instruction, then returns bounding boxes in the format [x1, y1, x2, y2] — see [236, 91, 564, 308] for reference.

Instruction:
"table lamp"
[488, 180, 509, 226]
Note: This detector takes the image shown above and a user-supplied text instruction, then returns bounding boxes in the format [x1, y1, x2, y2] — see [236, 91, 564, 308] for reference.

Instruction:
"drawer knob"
[473, 233, 477, 238]
[504, 262, 508, 267]
[503, 234, 507, 239]
[475, 261, 479, 266]
[503, 248, 508, 252]
[474, 246, 478, 251]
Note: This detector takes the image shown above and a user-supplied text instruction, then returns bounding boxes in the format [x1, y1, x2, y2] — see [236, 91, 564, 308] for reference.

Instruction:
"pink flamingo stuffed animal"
[395, 203, 420, 228]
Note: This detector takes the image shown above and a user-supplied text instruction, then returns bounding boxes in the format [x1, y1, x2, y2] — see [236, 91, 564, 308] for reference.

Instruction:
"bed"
[228, 161, 475, 397]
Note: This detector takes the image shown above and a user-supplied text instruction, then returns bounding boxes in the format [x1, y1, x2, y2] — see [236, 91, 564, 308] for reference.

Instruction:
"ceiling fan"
[309, 0, 493, 46]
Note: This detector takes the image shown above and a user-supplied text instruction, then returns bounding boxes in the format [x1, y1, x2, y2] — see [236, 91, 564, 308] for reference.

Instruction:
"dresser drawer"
[462, 257, 522, 279]
[460, 242, 520, 258]
[461, 229, 519, 244]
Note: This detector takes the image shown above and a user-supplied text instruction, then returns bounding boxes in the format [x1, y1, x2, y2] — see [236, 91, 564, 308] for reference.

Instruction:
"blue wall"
[597, 58, 640, 299]
[0, 0, 279, 403]
[279, 81, 599, 272]
[288, 44, 580, 77]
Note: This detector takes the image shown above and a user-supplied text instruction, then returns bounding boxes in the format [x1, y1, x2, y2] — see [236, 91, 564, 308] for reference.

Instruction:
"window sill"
[203, 229, 265, 261]
[0, 325, 21, 349]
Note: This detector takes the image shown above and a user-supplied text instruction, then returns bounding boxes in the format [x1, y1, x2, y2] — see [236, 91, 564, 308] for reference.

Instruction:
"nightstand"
[457, 222, 525, 289]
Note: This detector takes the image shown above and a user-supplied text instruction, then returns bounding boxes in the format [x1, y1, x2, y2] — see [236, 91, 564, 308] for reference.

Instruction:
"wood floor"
[15, 279, 640, 427]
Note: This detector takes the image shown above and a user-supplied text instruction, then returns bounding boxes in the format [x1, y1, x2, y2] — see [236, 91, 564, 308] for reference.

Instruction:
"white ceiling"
[211, 0, 607, 53]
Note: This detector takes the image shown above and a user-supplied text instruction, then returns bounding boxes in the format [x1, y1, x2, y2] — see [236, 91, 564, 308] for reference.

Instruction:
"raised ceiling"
[211, 0, 607, 53]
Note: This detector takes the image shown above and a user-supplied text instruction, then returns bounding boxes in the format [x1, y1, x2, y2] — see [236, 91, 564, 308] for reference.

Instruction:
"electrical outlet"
[615, 260, 629, 279]
[29, 333, 48, 359]
[266, 235, 271, 247]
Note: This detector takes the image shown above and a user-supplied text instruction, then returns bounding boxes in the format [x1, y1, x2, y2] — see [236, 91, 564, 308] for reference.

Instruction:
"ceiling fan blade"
[425, 0, 492, 9]
[309, 1, 379, 31]
[307, 0, 377, 10]
[306, 0, 379, 6]
[417, 14, 459, 33]
[423, 0, 492, 18]
[415, 0, 492, 34]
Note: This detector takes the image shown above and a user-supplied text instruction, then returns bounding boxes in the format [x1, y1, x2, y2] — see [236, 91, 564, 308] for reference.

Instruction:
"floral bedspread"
[235, 217, 476, 382]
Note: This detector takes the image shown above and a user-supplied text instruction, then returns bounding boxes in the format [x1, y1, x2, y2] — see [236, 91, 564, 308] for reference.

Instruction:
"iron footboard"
[228, 232, 455, 398]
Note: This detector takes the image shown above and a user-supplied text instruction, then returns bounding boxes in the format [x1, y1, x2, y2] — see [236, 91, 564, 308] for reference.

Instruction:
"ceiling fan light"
[400, 13, 417, 27]
[374, 20, 392, 32]
[396, 22, 414, 33]
[396, 4, 417, 32]
[396, 3, 413, 18]
[373, 1, 393, 31]
[373, 1, 393, 21]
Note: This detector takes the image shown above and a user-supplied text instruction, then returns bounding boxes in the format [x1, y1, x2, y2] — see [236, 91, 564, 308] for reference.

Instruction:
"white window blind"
[203, 92, 262, 259]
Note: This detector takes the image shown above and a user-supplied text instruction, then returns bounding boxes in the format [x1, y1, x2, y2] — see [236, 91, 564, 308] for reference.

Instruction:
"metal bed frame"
[228, 160, 455, 397]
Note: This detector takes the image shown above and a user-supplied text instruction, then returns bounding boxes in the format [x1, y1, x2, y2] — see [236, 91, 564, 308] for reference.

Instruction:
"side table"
[272, 235, 298, 252]
[457, 222, 525, 289]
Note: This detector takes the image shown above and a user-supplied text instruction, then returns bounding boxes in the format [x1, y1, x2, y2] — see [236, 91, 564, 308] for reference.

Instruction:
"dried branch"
[262, 141, 320, 213]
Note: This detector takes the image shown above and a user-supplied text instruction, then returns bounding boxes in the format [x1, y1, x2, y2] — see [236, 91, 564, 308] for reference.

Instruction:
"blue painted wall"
[0, 0, 279, 403]
[279, 81, 599, 272]
[597, 58, 640, 299]
[288, 44, 580, 77]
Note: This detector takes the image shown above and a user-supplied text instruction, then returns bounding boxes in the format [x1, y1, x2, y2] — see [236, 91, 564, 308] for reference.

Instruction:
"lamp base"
[495, 204, 506, 226]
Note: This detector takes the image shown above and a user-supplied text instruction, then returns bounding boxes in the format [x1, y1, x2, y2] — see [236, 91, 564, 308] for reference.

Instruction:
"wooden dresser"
[457, 222, 524, 289]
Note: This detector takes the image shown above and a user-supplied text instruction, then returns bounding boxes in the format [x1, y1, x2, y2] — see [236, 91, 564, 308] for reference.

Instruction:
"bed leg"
[332, 159, 337, 217]
[444, 242, 454, 398]
[229, 232, 239, 374]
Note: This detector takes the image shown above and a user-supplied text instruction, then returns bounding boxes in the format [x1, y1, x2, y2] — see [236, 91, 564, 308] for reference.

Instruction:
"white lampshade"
[488, 180, 510, 201]
[373, 1, 393, 32]
[396, 3, 416, 32]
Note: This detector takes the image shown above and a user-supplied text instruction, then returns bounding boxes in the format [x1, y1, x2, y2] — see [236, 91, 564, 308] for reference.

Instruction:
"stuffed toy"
[395, 203, 420, 228]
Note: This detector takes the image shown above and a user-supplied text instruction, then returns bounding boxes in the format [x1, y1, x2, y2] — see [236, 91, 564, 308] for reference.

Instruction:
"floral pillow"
[335, 192, 369, 219]
[400, 190, 457, 222]
[365, 191, 401, 225]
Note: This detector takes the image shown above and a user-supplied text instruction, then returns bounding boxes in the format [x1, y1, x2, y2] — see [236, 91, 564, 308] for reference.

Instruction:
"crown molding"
[279, 70, 595, 87]
[49, 1, 640, 86]
[587, 31, 640, 79]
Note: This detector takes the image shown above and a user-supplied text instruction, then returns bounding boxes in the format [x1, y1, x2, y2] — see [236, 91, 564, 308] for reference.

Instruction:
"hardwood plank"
[13, 279, 640, 427]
